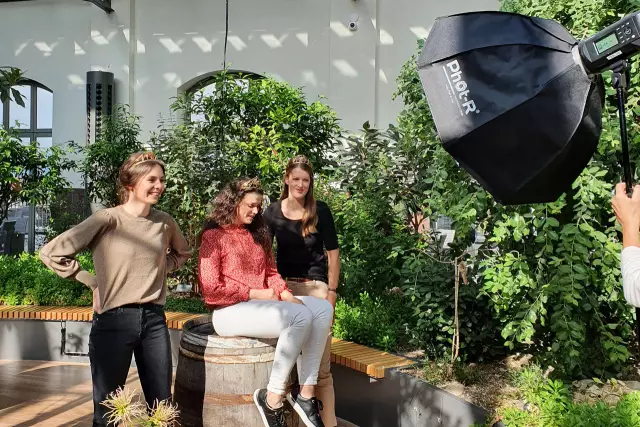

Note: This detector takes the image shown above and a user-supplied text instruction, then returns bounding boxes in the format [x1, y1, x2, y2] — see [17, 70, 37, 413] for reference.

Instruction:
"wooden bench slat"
[0, 306, 415, 378]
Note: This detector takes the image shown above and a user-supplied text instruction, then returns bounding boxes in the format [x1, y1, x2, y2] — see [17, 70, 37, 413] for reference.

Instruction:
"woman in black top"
[264, 155, 340, 427]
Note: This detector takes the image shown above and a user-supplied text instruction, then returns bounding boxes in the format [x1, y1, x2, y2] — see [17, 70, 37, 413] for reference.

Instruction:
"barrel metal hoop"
[179, 346, 275, 364]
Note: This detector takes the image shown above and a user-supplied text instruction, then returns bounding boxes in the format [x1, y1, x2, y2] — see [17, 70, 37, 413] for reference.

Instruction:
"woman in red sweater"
[198, 177, 333, 427]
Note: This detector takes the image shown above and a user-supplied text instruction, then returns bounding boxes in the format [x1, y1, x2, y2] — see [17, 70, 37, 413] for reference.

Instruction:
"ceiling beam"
[0, 0, 113, 14]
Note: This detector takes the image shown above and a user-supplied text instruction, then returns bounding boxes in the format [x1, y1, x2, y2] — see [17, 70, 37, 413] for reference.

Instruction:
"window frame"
[184, 70, 264, 123]
[186, 70, 263, 95]
[1, 80, 53, 144]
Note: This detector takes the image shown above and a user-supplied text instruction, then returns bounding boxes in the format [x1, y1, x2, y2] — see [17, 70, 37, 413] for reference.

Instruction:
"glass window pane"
[0, 101, 3, 129]
[20, 137, 31, 145]
[37, 137, 52, 148]
[37, 88, 53, 129]
[9, 86, 31, 129]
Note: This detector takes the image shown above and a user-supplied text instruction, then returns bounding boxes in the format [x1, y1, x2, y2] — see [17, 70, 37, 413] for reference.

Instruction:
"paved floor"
[0, 360, 359, 427]
[0, 360, 144, 426]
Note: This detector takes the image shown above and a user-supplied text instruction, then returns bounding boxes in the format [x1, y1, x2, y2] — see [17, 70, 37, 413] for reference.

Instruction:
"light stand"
[611, 60, 633, 196]
[611, 60, 633, 195]
[610, 60, 640, 338]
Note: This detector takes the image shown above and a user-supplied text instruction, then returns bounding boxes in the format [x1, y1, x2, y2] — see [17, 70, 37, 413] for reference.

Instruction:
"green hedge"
[0, 253, 207, 313]
[476, 366, 640, 427]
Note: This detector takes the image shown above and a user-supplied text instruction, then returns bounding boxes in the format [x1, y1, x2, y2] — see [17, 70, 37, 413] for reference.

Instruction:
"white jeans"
[212, 297, 334, 395]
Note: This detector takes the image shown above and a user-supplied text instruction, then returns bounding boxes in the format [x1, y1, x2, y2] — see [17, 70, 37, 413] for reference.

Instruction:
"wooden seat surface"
[330, 337, 415, 378]
[0, 305, 202, 330]
[0, 306, 415, 378]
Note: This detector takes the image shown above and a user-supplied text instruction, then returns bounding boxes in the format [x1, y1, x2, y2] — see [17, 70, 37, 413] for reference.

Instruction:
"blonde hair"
[118, 151, 166, 204]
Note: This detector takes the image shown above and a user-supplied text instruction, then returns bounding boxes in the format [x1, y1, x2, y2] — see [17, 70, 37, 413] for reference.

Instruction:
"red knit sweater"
[198, 225, 291, 308]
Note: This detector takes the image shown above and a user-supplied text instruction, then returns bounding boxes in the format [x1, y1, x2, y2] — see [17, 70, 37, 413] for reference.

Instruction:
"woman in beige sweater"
[39, 151, 191, 426]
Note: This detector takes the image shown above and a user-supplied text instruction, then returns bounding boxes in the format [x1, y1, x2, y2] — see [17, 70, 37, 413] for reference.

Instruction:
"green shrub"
[0, 252, 93, 306]
[163, 295, 207, 314]
[70, 104, 144, 209]
[332, 290, 411, 352]
[0, 253, 206, 313]
[320, 180, 504, 361]
[485, 366, 640, 426]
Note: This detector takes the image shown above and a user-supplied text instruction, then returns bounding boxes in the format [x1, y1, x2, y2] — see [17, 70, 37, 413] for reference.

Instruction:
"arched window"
[0, 80, 53, 148]
[185, 71, 263, 123]
[1, 79, 53, 253]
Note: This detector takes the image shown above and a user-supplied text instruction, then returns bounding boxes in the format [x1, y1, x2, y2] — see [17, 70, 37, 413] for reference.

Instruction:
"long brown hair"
[280, 155, 317, 237]
[201, 177, 271, 252]
[118, 151, 166, 204]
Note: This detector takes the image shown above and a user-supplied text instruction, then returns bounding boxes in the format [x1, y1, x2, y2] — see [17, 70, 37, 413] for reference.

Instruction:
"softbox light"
[417, 11, 606, 205]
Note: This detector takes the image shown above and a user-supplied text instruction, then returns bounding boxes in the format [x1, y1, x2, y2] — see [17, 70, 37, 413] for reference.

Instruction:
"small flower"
[145, 399, 180, 427]
[100, 387, 146, 427]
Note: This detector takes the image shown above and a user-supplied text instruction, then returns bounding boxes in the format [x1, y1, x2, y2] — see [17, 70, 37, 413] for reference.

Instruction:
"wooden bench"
[0, 305, 201, 330]
[0, 305, 415, 379]
[330, 337, 415, 379]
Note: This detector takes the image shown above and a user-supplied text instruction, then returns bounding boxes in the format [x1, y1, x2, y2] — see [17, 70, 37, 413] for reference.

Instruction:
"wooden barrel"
[173, 315, 299, 427]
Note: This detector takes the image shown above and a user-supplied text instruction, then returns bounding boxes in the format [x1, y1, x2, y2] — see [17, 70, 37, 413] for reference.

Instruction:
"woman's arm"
[166, 217, 192, 273]
[39, 209, 112, 290]
[622, 247, 640, 307]
[318, 201, 340, 306]
[613, 182, 640, 307]
[264, 249, 291, 299]
[326, 248, 340, 307]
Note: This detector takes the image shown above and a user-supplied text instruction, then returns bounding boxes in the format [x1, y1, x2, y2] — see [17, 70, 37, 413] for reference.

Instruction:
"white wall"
[0, 0, 498, 187]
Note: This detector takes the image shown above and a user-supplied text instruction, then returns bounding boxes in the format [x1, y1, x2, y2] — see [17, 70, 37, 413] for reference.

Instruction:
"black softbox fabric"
[417, 11, 605, 205]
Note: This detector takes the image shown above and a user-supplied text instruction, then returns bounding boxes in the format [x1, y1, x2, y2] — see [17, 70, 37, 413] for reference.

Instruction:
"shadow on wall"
[333, 364, 487, 427]
[0, 320, 51, 362]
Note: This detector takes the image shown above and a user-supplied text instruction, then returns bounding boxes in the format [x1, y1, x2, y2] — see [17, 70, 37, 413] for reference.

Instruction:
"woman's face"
[235, 192, 263, 225]
[130, 164, 165, 205]
[285, 167, 311, 200]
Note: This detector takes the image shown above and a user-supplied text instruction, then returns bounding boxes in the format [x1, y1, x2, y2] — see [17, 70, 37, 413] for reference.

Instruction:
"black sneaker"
[253, 389, 286, 427]
[286, 387, 325, 427]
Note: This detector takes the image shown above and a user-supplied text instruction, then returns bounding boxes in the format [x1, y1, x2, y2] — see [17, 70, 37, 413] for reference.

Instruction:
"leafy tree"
[0, 127, 74, 224]
[0, 66, 26, 106]
[70, 105, 144, 208]
[151, 71, 341, 290]
[181, 72, 340, 194]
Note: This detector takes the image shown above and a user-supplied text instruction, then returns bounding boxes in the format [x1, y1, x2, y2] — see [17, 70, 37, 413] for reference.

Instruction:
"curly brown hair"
[201, 177, 272, 253]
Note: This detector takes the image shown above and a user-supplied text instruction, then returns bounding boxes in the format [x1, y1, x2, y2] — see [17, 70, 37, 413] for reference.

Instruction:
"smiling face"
[235, 192, 263, 225]
[285, 167, 312, 200]
[129, 164, 165, 205]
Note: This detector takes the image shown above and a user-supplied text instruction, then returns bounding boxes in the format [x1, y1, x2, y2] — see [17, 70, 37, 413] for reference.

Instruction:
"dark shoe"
[286, 388, 325, 427]
[253, 389, 287, 427]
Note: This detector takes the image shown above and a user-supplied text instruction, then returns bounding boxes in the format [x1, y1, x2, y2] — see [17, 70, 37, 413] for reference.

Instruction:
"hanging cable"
[219, 0, 229, 149]
[223, 0, 229, 68]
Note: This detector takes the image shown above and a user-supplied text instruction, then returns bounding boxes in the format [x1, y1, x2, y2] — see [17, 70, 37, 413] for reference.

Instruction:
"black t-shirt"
[264, 200, 339, 283]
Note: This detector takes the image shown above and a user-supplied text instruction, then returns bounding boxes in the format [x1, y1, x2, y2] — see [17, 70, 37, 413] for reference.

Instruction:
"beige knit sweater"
[39, 206, 191, 313]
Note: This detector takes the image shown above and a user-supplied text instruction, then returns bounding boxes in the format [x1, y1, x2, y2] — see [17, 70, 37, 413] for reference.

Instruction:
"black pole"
[611, 60, 640, 342]
[612, 60, 633, 195]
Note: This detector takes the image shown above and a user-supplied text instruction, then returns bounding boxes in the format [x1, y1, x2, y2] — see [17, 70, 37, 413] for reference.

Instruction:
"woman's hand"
[613, 182, 640, 248]
[249, 288, 279, 301]
[613, 183, 640, 228]
[280, 290, 303, 305]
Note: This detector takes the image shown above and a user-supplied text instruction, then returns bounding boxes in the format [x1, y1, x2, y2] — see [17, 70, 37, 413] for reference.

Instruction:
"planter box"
[333, 364, 489, 427]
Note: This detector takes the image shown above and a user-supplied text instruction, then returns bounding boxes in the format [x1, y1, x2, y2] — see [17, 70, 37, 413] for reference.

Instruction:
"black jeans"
[89, 303, 172, 426]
